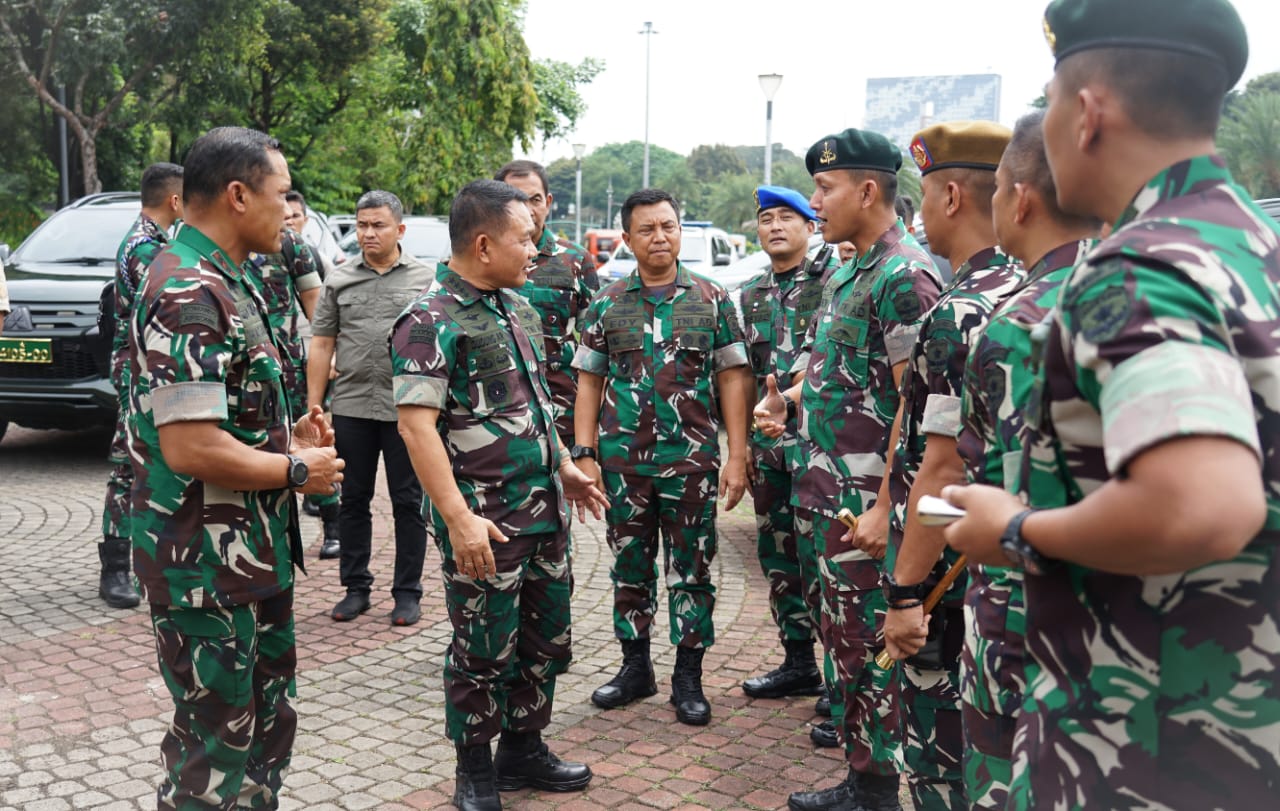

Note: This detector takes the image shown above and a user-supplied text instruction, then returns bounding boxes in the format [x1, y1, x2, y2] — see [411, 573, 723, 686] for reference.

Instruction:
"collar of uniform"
[624, 262, 694, 292]
[436, 262, 486, 306]
[857, 219, 909, 271]
[952, 245, 1012, 283]
[536, 226, 558, 257]
[1027, 239, 1090, 285]
[138, 211, 169, 243]
[763, 260, 806, 288]
[356, 246, 413, 274]
[174, 223, 242, 280]
[1114, 154, 1232, 232]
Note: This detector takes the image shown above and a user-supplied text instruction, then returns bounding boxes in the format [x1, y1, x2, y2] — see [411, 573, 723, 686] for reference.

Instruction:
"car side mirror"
[713, 249, 732, 267]
[0, 243, 9, 263]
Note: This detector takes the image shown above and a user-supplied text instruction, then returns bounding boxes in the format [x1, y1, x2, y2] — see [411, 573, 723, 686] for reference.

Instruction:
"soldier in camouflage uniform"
[755, 130, 941, 811]
[127, 127, 343, 810]
[952, 111, 1098, 811]
[573, 188, 750, 727]
[735, 185, 836, 702]
[391, 180, 605, 811]
[493, 160, 599, 450]
[880, 121, 1023, 811]
[943, 2, 1280, 808]
[99, 162, 184, 609]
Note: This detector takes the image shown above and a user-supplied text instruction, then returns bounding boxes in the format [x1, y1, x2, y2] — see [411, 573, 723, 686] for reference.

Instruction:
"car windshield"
[340, 219, 451, 263]
[16, 205, 141, 263]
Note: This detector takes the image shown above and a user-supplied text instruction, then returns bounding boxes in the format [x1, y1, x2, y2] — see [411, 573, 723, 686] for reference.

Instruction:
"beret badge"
[1043, 16, 1057, 54]
[818, 141, 837, 166]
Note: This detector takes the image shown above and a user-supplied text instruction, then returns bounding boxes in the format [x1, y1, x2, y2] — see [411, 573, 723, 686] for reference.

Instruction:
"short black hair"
[1002, 110, 1101, 231]
[494, 160, 550, 196]
[285, 190, 306, 207]
[449, 179, 529, 254]
[848, 169, 898, 209]
[1057, 47, 1227, 139]
[140, 162, 183, 208]
[182, 127, 282, 205]
[356, 190, 404, 223]
[894, 194, 915, 225]
[621, 188, 680, 232]
[939, 167, 997, 221]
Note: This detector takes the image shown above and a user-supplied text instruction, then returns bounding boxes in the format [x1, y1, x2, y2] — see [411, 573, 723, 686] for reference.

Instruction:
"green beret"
[1043, 0, 1248, 87]
[806, 128, 902, 176]
[909, 121, 1012, 175]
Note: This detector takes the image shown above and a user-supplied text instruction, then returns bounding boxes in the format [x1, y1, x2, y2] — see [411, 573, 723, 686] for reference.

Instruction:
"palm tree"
[1219, 92, 1280, 199]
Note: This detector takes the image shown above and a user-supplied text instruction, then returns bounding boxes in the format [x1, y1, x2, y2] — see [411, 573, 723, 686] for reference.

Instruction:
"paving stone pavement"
[0, 425, 894, 810]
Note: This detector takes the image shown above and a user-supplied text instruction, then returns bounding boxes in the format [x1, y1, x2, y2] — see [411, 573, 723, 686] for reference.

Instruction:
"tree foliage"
[1220, 88, 1280, 199]
[532, 56, 603, 146]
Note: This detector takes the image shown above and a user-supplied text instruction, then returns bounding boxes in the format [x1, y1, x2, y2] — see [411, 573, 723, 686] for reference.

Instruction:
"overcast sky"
[518, 0, 1280, 165]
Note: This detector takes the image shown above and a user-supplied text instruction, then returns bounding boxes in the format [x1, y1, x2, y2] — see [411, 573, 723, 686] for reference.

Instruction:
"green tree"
[1219, 90, 1280, 198]
[532, 57, 603, 146]
[687, 144, 746, 182]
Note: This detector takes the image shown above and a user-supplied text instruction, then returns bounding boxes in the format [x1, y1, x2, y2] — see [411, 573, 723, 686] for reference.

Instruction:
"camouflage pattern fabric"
[151, 588, 296, 810]
[603, 469, 719, 647]
[572, 264, 748, 477]
[102, 213, 169, 541]
[737, 252, 837, 643]
[885, 245, 1025, 810]
[794, 508, 843, 729]
[390, 263, 572, 744]
[245, 230, 323, 417]
[512, 226, 598, 447]
[128, 223, 299, 609]
[955, 240, 1089, 810]
[437, 530, 571, 745]
[1010, 155, 1280, 809]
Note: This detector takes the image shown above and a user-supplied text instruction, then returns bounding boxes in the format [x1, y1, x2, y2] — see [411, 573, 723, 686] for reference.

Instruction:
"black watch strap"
[783, 392, 797, 423]
[285, 453, 308, 489]
[881, 570, 926, 604]
[1000, 509, 1054, 575]
[570, 444, 597, 461]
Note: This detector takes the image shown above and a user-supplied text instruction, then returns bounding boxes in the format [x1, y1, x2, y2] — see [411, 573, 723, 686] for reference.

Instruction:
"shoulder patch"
[1077, 285, 1132, 344]
[894, 289, 923, 322]
[408, 323, 435, 344]
[179, 303, 220, 331]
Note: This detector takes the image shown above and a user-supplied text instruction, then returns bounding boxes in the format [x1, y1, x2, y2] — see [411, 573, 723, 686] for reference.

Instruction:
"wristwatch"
[783, 392, 797, 423]
[999, 509, 1055, 575]
[881, 570, 926, 605]
[570, 444, 597, 461]
[285, 453, 309, 489]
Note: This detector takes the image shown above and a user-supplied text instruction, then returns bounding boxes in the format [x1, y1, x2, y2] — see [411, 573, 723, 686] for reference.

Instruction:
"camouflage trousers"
[603, 469, 717, 648]
[959, 567, 1026, 811]
[799, 508, 901, 776]
[897, 606, 966, 811]
[437, 528, 572, 745]
[149, 588, 297, 810]
[102, 415, 132, 540]
[750, 456, 817, 643]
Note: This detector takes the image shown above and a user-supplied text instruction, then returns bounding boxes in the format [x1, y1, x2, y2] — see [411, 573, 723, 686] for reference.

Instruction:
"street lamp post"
[759, 73, 783, 186]
[606, 177, 615, 229]
[640, 22, 657, 187]
[573, 143, 586, 244]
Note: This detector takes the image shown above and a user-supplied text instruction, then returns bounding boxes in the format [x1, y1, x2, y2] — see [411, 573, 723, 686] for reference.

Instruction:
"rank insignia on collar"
[818, 141, 837, 166]
[753, 188, 761, 208]
[909, 137, 933, 171]
[1042, 16, 1056, 54]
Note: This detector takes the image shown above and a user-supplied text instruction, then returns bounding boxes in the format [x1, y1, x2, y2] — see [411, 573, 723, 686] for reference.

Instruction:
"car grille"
[0, 343, 101, 380]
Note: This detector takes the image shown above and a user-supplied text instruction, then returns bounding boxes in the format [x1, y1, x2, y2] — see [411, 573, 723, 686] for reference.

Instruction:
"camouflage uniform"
[1010, 156, 1280, 809]
[513, 226, 599, 447]
[792, 220, 940, 776]
[102, 213, 169, 542]
[245, 230, 323, 416]
[390, 263, 571, 745]
[572, 264, 747, 648]
[885, 246, 1024, 810]
[953, 241, 1087, 811]
[128, 224, 301, 810]
[737, 251, 836, 646]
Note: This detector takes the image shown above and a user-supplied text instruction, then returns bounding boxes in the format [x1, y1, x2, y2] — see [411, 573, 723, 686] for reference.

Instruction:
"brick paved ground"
[0, 425, 904, 810]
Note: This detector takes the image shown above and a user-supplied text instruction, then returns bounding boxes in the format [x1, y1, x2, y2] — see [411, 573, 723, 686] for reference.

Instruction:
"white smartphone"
[917, 494, 966, 526]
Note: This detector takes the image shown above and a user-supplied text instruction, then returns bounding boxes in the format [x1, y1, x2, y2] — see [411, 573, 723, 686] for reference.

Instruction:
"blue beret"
[754, 185, 818, 220]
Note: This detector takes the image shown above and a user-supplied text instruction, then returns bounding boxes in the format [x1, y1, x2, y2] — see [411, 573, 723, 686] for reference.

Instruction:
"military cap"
[754, 185, 818, 220]
[1042, 0, 1248, 87]
[909, 121, 1012, 175]
[805, 129, 902, 176]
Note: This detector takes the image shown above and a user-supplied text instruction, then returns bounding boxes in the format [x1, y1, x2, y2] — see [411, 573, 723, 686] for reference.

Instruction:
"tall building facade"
[865, 74, 1002, 151]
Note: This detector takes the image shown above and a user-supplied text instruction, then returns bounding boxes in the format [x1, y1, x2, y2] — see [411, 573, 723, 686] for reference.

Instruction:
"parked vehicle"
[0, 192, 140, 440]
[583, 228, 623, 265]
[337, 215, 452, 265]
[598, 223, 735, 283]
[708, 234, 831, 292]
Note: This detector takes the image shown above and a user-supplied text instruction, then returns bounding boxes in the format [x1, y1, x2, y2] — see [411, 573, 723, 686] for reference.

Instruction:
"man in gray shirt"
[309, 190, 435, 626]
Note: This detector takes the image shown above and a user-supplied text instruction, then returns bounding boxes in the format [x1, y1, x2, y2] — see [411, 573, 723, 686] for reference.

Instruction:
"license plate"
[0, 336, 53, 364]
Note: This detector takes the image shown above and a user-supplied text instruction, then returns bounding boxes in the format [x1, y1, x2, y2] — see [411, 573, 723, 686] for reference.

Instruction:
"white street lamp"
[640, 22, 658, 187]
[759, 73, 783, 186]
[573, 143, 586, 244]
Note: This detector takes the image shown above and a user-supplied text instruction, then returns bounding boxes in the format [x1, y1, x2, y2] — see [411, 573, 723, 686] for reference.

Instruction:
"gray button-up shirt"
[311, 248, 435, 421]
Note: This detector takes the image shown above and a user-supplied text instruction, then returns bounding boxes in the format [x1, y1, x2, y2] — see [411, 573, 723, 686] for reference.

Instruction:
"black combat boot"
[453, 742, 501, 811]
[809, 720, 839, 748]
[854, 772, 903, 811]
[815, 684, 832, 717]
[742, 638, 823, 698]
[98, 536, 140, 609]
[591, 638, 658, 709]
[318, 502, 341, 560]
[669, 646, 710, 726]
[494, 729, 592, 792]
[787, 768, 862, 811]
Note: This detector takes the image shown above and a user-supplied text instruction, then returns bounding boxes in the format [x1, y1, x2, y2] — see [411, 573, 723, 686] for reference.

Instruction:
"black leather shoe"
[853, 772, 904, 811]
[494, 731, 591, 792]
[454, 742, 501, 811]
[591, 638, 658, 709]
[670, 647, 710, 726]
[331, 591, 371, 622]
[318, 502, 340, 559]
[742, 639, 823, 698]
[787, 768, 862, 811]
[815, 687, 832, 717]
[301, 498, 322, 517]
[98, 537, 140, 609]
[391, 594, 421, 626]
[810, 720, 839, 748]
[318, 537, 340, 559]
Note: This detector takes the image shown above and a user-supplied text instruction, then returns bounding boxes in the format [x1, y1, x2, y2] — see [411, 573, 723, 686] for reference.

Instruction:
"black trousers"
[332, 414, 427, 598]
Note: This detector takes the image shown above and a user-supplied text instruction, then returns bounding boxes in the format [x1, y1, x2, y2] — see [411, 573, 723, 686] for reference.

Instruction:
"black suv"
[0, 192, 142, 441]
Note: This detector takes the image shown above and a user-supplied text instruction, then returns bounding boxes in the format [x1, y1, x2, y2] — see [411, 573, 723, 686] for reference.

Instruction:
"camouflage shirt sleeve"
[571, 293, 610, 377]
[141, 279, 233, 426]
[1063, 257, 1260, 474]
[711, 284, 748, 371]
[389, 299, 451, 409]
[283, 231, 323, 293]
[917, 298, 967, 437]
[879, 261, 938, 367]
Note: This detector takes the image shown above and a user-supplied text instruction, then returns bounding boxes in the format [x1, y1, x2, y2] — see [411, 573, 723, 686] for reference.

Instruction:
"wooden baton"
[874, 554, 968, 669]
